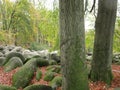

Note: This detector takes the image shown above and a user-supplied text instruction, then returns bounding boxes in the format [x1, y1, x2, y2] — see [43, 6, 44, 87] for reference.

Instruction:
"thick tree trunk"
[90, 0, 118, 85]
[59, 0, 89, 90]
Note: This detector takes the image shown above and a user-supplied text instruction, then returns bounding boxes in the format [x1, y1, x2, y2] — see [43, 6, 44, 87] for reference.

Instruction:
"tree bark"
[90, 0, 118, 85]
[59, 0, 89, 90]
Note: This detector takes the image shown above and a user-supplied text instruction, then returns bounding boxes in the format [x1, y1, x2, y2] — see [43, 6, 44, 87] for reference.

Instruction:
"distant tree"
[90, 0, 118, 84]
[59, 0, 89, 90]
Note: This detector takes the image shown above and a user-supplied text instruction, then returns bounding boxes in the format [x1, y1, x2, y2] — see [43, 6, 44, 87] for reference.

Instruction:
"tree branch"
[90, 0, 96, 13]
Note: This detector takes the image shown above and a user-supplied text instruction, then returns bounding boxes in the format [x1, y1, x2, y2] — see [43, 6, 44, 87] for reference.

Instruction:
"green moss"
[12, 58, 51, 88]
[4, 52, 25, 65]
[44, 71, 55, 81]
[12, 58, 37, 88]
[36, 58, 49, 67]
[23, 84, 52, 90]
[0, 84, 17, 90]
[46, 65, 61, 73]
[4, 57, 23, 72]
[36, 69, 42, 81]
[49, 76, 62, 88]
[90, 69, 113, 85]
[48, 60, 57, 65]
[0, 57, 6, 66]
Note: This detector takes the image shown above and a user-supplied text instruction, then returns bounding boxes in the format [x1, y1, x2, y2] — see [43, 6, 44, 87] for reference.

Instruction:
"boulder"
[0, 57, 6, 66]
[44, 71, 55, 81]
[11, 46, 23, 53]
[37, 50, 49, 60]
[46, 65, 61, 73]
[50, 53, 60, 63]
[23, 85, 52, 90]
[36, 69, 42, 81]
[49, 76, 62, 89]
[12, 58, 37, 88]
[0, 84, 17, 90]
[0, 52, 3, 57]
[12, 58, 49, 88]
[4, 52, 25, 65]
[4, 57, 23, 72]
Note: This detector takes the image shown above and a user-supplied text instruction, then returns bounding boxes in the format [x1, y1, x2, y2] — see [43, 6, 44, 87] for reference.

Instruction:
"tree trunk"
[59, 0, 89, 90]
[90, 0, 118, 85]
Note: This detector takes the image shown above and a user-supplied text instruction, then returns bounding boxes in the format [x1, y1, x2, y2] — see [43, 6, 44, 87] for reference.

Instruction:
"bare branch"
[90, 0, 96, 13]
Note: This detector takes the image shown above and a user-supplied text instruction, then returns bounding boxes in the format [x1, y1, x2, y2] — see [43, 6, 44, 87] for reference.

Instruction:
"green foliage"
[23, 85, 52, 90]
[85, 29, 95, 52]
[0, 0, 59, 49]
[29, 42, 49, 51]
[36, 68, 42, 81]
[0, 84, 17, 90]
[113, 18, 120, 52]
[38, 7, 59, 48]
[4, 57, 23, 72]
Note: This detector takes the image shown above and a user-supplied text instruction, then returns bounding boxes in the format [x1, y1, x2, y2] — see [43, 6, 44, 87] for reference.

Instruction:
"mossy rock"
[12, 58, 50, 88]
[4, 57, 23, 72]
[4, 52, 25, 65]
[12, 58, 37, 88]
[44, 71, 55, 81]
[0, 57, 6, 66]
[46, 65, 61, 73]
[36, 58, 49, 67]
[48, 60, 57, 65]
[36, 69, 42, 81]
[23, 85, 52, 90]
[0, 84, 17, 90]
[49, 76, 62, 88]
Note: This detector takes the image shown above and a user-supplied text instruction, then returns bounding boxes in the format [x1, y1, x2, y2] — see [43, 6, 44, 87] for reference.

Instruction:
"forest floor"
[0, 64, 120, 90]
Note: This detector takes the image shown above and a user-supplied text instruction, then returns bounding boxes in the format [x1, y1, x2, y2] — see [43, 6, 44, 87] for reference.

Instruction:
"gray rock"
[0, 45, 4, 51]
[11, 46, 23, 53]
[0, 57, 6, 66]
[37, 50, 49, 59]
[22, 50, 39, 59]
[4, 57, 23, 72]
[86, 56, 92, 61]
[0, 52, 3, 57]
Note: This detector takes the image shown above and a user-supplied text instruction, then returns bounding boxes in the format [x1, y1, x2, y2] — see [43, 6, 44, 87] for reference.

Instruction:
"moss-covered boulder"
[36, 58, 49, 67]
[23, 85, 52, 90]
[4, 52, 25, 65]
[12, 57, 50, 88]
[49, 76, 62, 88]
[36, 69, 42, 81]
[48, 60, 57, 65]
[44, 71, 55, 81]
[4, 57, 23, 72]
[46, 65, 61, 73]
[12, 58, 37, 88]
[0, 57, 6, 66]
[0, 84, 17, 90]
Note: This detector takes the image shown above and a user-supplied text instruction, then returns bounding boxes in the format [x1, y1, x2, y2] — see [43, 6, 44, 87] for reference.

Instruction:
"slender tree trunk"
[59, 0, 89, 90]
[90, 0, 118, 85]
